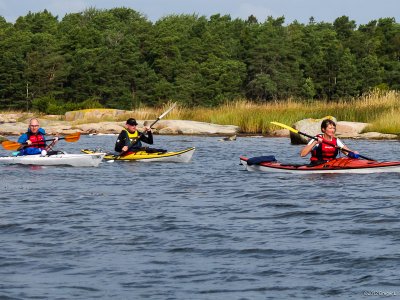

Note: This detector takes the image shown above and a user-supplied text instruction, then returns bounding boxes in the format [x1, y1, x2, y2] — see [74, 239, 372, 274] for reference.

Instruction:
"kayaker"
[17, 118, 58, 155]
[300, 119, 358, 163]
[115, 118, 155, 153]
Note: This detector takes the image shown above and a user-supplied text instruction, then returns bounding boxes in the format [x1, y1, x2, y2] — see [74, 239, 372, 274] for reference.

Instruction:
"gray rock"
[355, 132, 398, 139]
[336, 121, 368, 138]
[271, 129, 290, 137]
[218, 135, 237, 141]
[74, 122, 123, 134]
[148, 120, 239, 135]
[65, 109, 130, 121]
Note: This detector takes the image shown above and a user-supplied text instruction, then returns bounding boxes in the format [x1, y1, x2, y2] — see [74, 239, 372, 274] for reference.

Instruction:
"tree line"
[0, 8, 399, 113]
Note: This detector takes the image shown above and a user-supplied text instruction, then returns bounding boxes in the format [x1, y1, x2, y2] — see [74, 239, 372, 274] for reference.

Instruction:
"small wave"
[273, 211, 321, 218]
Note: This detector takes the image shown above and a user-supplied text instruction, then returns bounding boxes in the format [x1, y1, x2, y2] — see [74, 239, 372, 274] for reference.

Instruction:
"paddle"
[148, 102, 177, 130]
[1, 132, 81, 151]
[121, 102, 177, 154]
[270, 121, 375, 161]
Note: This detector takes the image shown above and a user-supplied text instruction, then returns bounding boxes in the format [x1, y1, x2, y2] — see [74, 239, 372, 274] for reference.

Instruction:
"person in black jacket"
[115, 118, 153, 153]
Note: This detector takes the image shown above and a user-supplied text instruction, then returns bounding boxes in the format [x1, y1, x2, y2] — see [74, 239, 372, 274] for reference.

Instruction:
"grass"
[1, 90, 399, 135]
[364, 108, 400, 134]
[166, 90, 400, 135]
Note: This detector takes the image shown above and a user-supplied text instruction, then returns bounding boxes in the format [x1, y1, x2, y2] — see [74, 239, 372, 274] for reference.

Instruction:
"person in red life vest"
[300, 119, 358, 163]
[17, 118, 58, 155]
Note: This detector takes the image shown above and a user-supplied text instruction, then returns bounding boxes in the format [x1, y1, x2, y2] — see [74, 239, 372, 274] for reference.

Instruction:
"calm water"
[1, 135, 400, 300]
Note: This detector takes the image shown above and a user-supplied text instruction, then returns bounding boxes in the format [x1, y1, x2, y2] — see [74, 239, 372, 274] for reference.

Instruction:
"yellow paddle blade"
[1, 141, 21, 151]
[270, 121, 299, 134]
[64, 132, 81, 142]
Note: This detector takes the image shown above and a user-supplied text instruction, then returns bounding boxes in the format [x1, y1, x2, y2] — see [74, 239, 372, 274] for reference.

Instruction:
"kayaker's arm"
[16, 133, 36, 149]
[140, 128, 153, 145]
[300, 137, 322, 157]
[339, 145, 359, 156]
[17, 133, 28, 144]
[120, 131, 131, 153]
[336, 139, 359, 156]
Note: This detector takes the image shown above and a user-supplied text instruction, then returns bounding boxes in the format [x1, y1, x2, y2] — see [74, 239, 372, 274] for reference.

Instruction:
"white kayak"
[0, 151, 105, 167]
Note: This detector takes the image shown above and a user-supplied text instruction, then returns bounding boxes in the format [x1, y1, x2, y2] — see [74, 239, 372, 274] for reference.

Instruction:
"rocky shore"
[0, 111, 240, 141]
[0, 111, 398, 142]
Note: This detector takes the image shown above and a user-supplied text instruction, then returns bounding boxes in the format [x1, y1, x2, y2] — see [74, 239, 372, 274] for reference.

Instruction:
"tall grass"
[71, 90, 400, 134]
[364, 108, 400, 134]
[167, 90, 400, 134]
[2, 90, 398, 135]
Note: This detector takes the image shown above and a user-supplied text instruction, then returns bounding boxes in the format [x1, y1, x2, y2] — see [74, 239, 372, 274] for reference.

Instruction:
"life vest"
[310, 134, 339, 162]
[115, 129, 142, 152]
[125, 129, 139, 140]
[27, 132, 46, 149]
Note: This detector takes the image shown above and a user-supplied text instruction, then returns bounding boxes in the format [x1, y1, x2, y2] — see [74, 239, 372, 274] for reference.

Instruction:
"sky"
[0, 0, 399, 25]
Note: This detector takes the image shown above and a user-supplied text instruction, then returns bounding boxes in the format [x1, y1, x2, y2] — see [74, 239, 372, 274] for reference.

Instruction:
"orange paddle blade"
[1, 132, 81, 151]
[1, 141, 22, 151]
[63, 132, 81, 142]
[61, 132, 81, 142]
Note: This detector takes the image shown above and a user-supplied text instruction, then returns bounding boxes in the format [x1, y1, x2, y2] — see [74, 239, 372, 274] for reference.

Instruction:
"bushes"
[32, 96, 103, 115]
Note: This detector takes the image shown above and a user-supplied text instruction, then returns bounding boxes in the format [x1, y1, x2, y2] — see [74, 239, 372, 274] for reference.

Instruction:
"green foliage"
[79, 98, 104, 109]
[32, 96, 55, 112]
[0, 9, 399, 111]
[32, 96, 103, 115]
[302, 78, 316, 99]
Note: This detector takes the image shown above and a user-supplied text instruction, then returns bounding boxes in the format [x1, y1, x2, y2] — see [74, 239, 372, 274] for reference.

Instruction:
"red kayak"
[239, 156, 400, 174]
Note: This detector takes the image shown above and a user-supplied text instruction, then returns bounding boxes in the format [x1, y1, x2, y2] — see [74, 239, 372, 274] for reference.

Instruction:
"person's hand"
[347, 151, 360, 159]
[316, 137, 323, 144]
[26, 140, 32, 145]
[144, 126, 152, 132]
[122, 146, 128, 152]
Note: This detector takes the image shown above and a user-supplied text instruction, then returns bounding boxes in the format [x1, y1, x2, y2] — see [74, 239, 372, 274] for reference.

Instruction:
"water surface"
[1, 135, 399, 299]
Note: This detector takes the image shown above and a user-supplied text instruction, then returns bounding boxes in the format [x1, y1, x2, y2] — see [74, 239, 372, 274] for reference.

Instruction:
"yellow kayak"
[81, 147, 195, 163]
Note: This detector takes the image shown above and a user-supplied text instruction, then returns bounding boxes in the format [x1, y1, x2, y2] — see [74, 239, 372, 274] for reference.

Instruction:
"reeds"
[166, 90, 400, 134]
[3, 90, 398, 135]
[71, 90, 400, 134]
[364, 108, 400, 134]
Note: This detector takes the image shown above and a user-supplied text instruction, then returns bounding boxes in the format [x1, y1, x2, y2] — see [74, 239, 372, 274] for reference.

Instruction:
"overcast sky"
[0, 0, 399, 25]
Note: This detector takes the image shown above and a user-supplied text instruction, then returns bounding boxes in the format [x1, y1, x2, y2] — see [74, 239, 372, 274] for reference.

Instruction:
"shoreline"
[1, 131, 399, 142]
[0, 112, 398, 141]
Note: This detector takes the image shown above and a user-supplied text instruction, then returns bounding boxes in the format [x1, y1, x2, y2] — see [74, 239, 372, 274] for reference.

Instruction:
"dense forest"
[0, 7, 399, 113]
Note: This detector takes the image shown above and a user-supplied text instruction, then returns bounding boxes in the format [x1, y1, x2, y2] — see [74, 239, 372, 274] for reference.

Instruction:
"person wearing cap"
[114, 118, 153, 153]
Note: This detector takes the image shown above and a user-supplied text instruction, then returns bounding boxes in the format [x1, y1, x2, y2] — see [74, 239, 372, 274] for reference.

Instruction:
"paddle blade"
[270, 121, 299, 134]
[64, 132, 81, 142]
[148, 102, 177, 128]
[1, 141, 22, 151]
[159, 102, 177, 120]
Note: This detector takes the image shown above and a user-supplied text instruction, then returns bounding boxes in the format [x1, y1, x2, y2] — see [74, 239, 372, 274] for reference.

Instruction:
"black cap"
[126, 118, 138, 126]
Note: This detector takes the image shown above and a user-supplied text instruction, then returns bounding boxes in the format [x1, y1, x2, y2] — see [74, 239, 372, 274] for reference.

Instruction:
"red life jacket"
[27, 132, 46, 149]
[310, 134, 339, 162]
